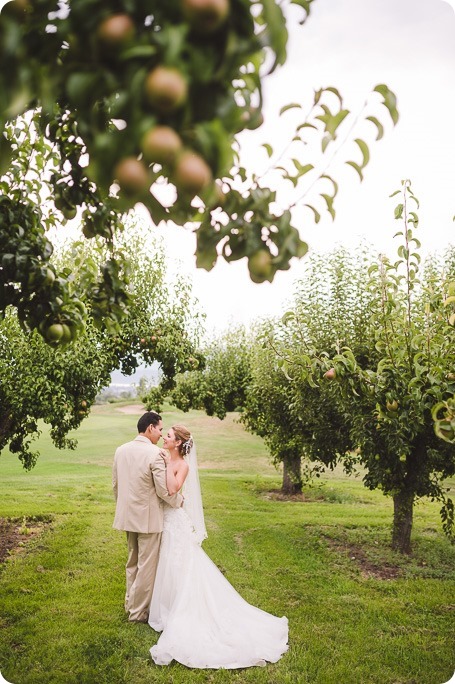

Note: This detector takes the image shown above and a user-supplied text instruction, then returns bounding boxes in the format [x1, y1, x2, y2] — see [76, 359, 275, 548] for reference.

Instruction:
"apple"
[46, 323, 64, 342]
[173, 150, 212, 196]
[60, 324, 73, 343]
[114, 158, 150, 195]
[144, 67, 188, 114]
[181, 0, 230, 34]
[97, 14, 135, 50]
[248, 249, 273, 283]
[141, 126, 182, 165]
[324, 368, 337, 380]
[61, 205, 77, 220]
[386, 399, 399, 412]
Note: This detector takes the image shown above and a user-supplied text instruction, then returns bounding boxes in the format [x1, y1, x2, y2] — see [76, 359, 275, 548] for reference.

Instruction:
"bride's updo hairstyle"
[172, 424, 193, 457]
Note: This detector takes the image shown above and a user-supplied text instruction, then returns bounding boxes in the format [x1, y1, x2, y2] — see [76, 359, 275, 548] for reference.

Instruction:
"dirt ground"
[0, 517, 50, 566]
[114, 404, 145, 414]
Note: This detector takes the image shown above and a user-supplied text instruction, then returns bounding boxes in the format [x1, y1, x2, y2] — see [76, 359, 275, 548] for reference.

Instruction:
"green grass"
[0, 403, 454, 684]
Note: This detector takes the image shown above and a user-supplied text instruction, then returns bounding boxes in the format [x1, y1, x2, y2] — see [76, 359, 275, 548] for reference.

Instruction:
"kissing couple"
[112, 411, 288, 669]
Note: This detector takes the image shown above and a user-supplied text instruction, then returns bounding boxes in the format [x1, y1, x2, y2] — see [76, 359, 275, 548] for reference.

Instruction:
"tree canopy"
[0, 0, 398, 341]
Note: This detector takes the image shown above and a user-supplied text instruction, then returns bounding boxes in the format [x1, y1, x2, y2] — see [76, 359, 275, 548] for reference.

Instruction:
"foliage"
[273, 181, 455, 551]
[0, 310, 113, 469]
[240, 328, 311, 493]
[0, 223, 203, 468]
[0, 110, 129, 342]
[433, 397, 455, 443]
[168, 325, 252, 419]
[0, 0, 398, 337]
[241, 248, 372, 492]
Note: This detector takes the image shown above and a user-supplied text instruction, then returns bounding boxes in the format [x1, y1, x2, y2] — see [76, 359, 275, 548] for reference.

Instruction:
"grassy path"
[0, 404, 454, 684]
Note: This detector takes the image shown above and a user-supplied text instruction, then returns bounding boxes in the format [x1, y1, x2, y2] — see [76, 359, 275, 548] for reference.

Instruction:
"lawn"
[0, 403, 454, 684]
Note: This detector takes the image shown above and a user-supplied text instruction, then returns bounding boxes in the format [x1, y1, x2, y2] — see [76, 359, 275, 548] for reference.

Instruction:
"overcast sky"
[154, 0, 455, 332]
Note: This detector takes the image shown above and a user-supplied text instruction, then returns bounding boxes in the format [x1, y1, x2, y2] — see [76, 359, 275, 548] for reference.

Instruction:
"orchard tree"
[286, 181, 455, 553]
[0, 0, 398, 341]
[0, 310, 116, 469]
[240, 327, 308, 494]
[166, 325, 252, 418]
[242, 248, 372, 493]
[0, 221, 203, 468]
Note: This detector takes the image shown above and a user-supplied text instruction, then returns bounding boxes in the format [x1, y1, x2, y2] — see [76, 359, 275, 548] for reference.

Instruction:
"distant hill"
[110, 362, 160, 387]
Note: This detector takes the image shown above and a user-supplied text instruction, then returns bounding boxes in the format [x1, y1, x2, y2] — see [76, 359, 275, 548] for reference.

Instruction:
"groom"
[112, 411, 183, 622]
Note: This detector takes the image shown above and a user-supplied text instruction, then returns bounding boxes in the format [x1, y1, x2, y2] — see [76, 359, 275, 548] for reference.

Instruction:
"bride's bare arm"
[161, 451, 189, 495]
[151, 456, 183, 508]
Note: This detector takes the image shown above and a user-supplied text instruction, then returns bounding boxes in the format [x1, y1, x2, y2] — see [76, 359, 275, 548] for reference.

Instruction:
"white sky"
[153, 0, 455, 332]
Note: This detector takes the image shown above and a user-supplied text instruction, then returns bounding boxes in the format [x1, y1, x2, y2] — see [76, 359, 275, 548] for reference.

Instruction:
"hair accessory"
[182, 435, 194, 456]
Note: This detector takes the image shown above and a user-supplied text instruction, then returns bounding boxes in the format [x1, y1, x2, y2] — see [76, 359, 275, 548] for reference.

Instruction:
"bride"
[148, 424, 289, 669]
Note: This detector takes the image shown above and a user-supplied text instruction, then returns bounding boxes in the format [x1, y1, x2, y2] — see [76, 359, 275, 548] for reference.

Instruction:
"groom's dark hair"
[137, 411, 162, 433]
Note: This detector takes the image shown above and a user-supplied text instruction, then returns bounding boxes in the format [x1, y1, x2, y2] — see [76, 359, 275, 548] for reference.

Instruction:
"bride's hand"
[160, 449, 171, 466]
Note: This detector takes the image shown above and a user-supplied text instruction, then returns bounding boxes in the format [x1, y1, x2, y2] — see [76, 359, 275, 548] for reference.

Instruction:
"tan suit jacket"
[112, 435, 183, 533]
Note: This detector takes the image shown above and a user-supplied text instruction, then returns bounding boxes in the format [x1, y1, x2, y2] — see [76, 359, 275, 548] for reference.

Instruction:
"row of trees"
[0, 220, 204, 468]
[166, 182, 455, 553]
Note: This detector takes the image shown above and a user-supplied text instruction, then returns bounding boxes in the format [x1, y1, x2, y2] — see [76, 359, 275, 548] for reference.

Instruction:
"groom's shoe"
[128, 611, 149, 623]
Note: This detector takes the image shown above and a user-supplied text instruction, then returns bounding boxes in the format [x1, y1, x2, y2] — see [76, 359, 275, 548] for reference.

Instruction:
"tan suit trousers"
[125, 531, 161, 621]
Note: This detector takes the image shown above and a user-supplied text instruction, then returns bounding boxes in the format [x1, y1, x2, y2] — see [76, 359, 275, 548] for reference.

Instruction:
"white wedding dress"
[148, 500, 288, 669]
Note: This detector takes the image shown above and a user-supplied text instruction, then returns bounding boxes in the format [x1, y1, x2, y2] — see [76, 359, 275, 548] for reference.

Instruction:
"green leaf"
[321, 134, 331, 153]
[321, 193, 335, 220]
[297, 122, 317, 132]
[304, 204, 321, 223]
[262, 143, 273, 158]
[394, 203, 404, 219]
[326, 109, 349, 138]
[259, 0, 288, 71]
[291, 160, 314, 176]
[374, 84, 399, 125]
[119, 45, 157, 60]
[281, 311, 296, 325]
[0, 135, 13, 175]
[280, 103, 302, 115]
[320, 174, 339, 199]
[366, 115, 384, 141]
[354, 138, 370, 168]
[345, 161, 363, 181]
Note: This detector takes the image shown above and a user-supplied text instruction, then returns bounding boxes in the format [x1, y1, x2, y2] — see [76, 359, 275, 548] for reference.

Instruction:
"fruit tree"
[0, 222, 204, 468]
[0, 0, 398, 342]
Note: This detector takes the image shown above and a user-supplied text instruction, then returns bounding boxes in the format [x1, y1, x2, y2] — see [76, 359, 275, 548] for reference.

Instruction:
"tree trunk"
[282, 453, 302, 495]
[392, 490, 414, 554]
